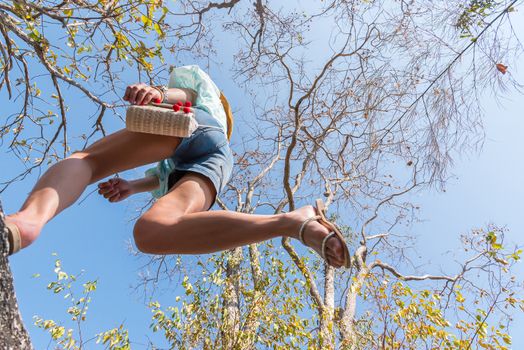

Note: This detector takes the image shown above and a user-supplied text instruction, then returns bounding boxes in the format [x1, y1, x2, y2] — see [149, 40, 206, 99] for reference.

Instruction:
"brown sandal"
[298, 199, 351, 268]
[5, 222, 22, 255]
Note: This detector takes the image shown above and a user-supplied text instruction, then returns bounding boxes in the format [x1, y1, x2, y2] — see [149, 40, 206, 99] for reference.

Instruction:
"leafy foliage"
[0, 0, 172, 188]
[456, 0, 499, 38]
[33, 254, 130, 350]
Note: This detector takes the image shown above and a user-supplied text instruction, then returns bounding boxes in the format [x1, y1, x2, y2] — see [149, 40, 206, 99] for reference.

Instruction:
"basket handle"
[149, 102, 175, 109]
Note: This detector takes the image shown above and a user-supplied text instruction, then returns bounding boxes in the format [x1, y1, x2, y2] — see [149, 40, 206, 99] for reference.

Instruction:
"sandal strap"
[298, 215, 321, 245]
[6, 223, 21, 256]
[321, 232, 336, 260]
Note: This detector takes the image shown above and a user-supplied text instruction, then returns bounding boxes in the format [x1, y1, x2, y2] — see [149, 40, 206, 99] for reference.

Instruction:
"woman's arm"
[123, 84, 196, 106]
[164, 87, 197, 105]
[98, 175, 160, 203]
[129, 175, 160, 194]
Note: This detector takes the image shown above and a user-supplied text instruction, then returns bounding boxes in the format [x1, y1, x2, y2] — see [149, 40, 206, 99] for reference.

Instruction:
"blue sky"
[2, 5, 523, 349]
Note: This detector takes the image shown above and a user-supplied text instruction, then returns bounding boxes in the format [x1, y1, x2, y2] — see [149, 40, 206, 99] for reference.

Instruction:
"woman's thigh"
[69, 129, 181, 184]
[133, 172, 216, 253]
[144, 171, 216, 222]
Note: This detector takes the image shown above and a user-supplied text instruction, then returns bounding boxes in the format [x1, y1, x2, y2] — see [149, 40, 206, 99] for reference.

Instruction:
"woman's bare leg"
[6, 129, 181, 248]
[133, 172, 347, 268]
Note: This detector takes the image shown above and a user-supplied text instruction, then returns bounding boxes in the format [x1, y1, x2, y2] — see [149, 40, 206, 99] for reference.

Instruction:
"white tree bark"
[220, 246, 242, 349]
[319, 265, 335, 349]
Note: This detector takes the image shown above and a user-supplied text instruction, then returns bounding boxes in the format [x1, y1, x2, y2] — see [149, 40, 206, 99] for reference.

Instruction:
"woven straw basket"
[126, 102, 198, 138]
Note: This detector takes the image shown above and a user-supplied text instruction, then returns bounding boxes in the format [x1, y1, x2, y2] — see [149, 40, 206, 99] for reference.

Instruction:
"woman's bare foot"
[285, 205, 346, 268]
[5, 213, 45, 249]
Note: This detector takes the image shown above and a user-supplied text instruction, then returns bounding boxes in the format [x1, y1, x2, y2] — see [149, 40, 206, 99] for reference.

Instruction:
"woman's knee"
[66, 151, 99, 183]
[133, 216, 156, 254]
[133, 211, 182, 254]
[67, 147, 120, 184]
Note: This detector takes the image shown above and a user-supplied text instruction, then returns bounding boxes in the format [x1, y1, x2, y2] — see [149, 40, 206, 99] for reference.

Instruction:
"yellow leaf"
[154, 22, 163, 37]
[141, 15, 152, 27]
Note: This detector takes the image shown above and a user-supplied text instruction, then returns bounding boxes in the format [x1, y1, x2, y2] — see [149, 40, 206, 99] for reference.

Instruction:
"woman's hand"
[123, 83, 162, 106]
[97, 177, 134, 203]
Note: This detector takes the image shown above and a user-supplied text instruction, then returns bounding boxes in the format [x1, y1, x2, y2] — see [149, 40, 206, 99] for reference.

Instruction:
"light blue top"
[168, 65, 227, 135]
[144, 65, 226, 199]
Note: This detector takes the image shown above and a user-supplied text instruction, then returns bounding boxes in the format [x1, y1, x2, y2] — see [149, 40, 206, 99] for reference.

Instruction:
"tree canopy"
[1, 0, 523, 349]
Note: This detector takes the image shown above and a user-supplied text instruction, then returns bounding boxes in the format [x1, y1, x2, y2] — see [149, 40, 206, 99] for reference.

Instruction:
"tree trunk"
[340, 246, 368, 349]
[220, 246, 242, 349]
[319, 265, 335, 349]
[242, 244, 264, 349]
[0, 201, 34, 350]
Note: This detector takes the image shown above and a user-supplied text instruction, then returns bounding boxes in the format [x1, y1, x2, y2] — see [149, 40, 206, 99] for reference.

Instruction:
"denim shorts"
[166, 108, 233, 209]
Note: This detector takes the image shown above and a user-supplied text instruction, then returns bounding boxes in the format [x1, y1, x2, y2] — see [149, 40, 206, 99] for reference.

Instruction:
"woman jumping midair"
[4, 65, 350, 269]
